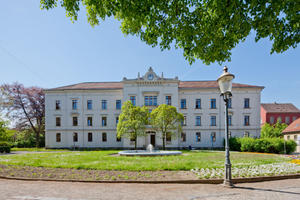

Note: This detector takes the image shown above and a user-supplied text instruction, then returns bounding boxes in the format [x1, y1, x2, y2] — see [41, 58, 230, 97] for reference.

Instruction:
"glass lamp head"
[217, 66, 235, 94]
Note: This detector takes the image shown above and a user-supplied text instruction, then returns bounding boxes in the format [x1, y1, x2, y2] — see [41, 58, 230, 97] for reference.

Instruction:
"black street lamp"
[217, 66, 235, 187]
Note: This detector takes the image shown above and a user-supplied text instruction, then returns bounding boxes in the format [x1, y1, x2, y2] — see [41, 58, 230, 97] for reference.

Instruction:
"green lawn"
[0, 150, 290, 171]
[11, 148, 70, 152]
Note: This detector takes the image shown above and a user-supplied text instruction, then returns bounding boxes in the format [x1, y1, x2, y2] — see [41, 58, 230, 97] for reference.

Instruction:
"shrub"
[228, 137, 241, 151]
[285, 140, 297, 154]
[240, 137, 256, 152]
[229, 137, 297, 154]
[0, 141, 11, 153]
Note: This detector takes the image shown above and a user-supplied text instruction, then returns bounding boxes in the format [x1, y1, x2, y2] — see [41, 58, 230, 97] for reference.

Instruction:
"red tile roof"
[283, 118, 300, 133]
[45, 81, 263, 91]
[261, 103, 300, 113]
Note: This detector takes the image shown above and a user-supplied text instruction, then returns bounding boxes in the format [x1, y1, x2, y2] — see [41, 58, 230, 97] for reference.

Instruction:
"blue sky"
[1, 1, 299, 108]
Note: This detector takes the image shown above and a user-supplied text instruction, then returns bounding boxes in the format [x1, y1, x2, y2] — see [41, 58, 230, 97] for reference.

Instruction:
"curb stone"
[1, 174, 300, 184]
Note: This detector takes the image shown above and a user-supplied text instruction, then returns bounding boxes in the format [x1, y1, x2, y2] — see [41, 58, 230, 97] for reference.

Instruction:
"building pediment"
[122, 67, 179, 85]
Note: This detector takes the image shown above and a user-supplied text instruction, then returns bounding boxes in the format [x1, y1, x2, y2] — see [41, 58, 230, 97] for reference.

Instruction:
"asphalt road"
[1, 178, 300, 200]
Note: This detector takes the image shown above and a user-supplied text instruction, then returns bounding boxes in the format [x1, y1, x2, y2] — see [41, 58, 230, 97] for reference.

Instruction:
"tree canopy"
[261, 121, 288, 138]
[40, 0, 299, 64]
[151, 104, 183, 150]
[0, 83, 45, 147]
[117, 101, 149, 149]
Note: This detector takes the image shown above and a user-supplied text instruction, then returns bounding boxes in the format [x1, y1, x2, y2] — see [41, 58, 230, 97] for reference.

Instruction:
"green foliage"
[228, 137, 241, 151]
[150, 104, 183, 150]
[240, 137, 256, 152]
[14, 130, 41, 148]
[261, 122, 288, 138]
[41, 0, 299, 65]
[230, 137, 297, 154]
[117, 101, 149, 149]
[285, 140, 297, 154]
[0, 120, 8, 141]
[0, 141, 11, 153]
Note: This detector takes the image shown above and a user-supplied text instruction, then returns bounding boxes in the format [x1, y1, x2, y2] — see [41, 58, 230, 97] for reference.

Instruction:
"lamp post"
[217, 66, 235, 187]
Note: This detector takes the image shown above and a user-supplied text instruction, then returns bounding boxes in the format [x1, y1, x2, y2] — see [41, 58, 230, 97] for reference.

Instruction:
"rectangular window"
[180, 99, 187, 109]
[196, 132, 201, 142]
[196, 116, 201, 126]
[72, 116, 78, 126]
[228, 131, 232, 138]
[130, 137, 136, 145]
[56, 133, 61, 142]
[210, 98, 216, 109]
[270, 116, 275, 124]
[87, 100, 92, 110]
[244, 116, 250, 126]
[211, 132, 216, 142]
[55, 100, 60, 110]
[228, 115, 232, 126]
[73, 132, 78, 142]
[116, 116, 119, 125]
[116, 134, 121, 142]
[285, 116, 290, 124]
[102, 132, 107, 142]
[277, 117, 282, 123]
[56, 117, 61, 127]
[181, 116, 187, 126]
[72, 99, 78, 110]
[87, 117, 93, 126]
[244, 132, 250, 137]
[144, 96, 157, 106]
[166, 132, 172, 143]
[287, 135, 290, 140]
[228, 98, 232, 108]
[181, 132, 186, 142]
[166, 96, 172, 105]
[101, 100, 107, 110]
[130, 96, 136, 106]
[293, 116, 297, 122]
[210, 116, 216, 126]
[244, 98, 250, 108]
[116, 100, 122, 110]
[195, 99, 201, 109]
[102, 116, 107, 126]
[88, 132, 93, 142]
[294, 135, 297, 141]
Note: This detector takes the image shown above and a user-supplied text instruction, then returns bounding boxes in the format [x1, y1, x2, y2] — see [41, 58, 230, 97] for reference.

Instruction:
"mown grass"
[11, 148, 70, 152]
[0, 150, 290, 171]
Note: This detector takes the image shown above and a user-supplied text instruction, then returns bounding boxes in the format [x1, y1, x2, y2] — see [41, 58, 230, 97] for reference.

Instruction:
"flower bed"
[191, 163, 300, 179]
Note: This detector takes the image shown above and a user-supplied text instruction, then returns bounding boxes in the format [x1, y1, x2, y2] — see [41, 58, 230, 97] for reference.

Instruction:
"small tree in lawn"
[151, 104, 183, 150]
[117, 101, 149, 150]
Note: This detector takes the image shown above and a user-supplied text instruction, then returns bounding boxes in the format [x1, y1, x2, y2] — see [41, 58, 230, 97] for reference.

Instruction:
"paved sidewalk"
[0, 178, 300, 200]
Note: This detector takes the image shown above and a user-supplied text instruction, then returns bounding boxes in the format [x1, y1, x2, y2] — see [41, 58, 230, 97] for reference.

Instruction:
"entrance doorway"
[150, 134, 156, 147]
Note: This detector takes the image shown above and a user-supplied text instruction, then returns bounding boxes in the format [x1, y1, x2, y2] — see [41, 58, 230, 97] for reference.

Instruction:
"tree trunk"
[135, 136, 137, 150]
[162, 135, 165, 150]
[36, 131, 40, 148]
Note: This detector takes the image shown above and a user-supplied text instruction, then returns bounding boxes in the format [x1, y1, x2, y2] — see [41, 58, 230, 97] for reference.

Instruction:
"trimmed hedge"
[228, 137, 296, 154]
[0, 141, 11, 153]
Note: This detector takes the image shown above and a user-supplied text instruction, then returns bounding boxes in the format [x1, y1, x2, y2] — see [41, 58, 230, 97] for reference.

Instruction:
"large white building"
[45, 67, 264, 149]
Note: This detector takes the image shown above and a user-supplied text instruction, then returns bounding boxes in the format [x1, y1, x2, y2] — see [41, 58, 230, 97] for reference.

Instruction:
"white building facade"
[45, 67, 264, 149]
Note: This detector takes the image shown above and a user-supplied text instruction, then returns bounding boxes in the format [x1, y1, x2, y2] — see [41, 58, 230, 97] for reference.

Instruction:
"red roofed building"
[261, 103, 300, 125]
[283, 118, 300, 152]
